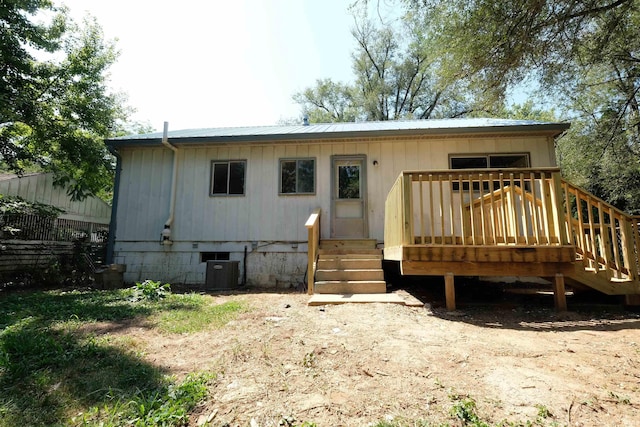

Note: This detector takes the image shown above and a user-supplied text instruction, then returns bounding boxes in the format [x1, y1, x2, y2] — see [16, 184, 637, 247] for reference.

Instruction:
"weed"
[535, 404, 552, 419]
[278, 414, 317, 427]
[450, 395, 489, 427]
[302, 351, 317, 368]
[608, 391, 631, 405]
[130, 279, 171, 302]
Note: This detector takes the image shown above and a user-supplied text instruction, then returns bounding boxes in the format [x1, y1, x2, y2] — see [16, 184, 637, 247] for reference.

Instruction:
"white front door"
[331, 155, 367, 238]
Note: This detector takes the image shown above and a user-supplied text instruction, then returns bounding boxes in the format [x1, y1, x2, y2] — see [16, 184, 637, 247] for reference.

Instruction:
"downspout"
[106, 145, 121, 264]
[161, 121, 178, 245]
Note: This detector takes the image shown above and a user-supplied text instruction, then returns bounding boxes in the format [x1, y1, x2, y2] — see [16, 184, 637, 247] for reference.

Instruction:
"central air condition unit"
[205, 260, 240, 290]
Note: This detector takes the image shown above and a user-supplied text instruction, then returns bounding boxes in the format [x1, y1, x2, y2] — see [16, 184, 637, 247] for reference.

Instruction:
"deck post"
[305, 208, 322, 295]
[445, 272, 456, 311]
[554, 273, 567, 311]
[624, 294, 640, 307]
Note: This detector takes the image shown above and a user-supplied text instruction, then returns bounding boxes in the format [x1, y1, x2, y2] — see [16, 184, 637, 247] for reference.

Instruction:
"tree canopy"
[1, 0, 128, 200]
[294, 6, 503, 123]
[407, 0, 640, 213]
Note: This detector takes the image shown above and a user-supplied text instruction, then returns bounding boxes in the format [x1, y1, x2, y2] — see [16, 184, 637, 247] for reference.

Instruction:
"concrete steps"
[314, 239, 386, 294]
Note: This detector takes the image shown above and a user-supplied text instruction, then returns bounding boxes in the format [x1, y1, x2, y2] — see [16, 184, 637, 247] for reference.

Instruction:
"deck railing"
[384, 168, 640, 283]
[385, 168, 567, 250]
[562, 181, 640, 282]
[305, 208, 321, 295]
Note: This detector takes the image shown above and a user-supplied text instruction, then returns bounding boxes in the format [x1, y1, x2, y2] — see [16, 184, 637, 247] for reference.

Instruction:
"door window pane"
[338, 165, 360, 199]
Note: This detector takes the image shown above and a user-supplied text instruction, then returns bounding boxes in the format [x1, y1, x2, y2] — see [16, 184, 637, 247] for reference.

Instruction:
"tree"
[399, 0, 640, 213]
[294, 6, 503, 123]
[1, 1, 128, 200]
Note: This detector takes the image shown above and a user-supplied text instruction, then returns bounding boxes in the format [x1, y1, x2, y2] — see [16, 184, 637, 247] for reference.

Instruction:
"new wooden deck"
[303, 168, 640, 310]
[383, 168, 640, 310]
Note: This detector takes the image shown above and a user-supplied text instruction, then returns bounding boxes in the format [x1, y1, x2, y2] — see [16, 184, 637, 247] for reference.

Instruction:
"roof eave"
[105, 123, 571, 148]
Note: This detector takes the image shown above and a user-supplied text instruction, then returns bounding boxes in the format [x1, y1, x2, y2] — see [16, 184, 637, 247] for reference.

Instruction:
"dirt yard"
[109, 285, 640, 426]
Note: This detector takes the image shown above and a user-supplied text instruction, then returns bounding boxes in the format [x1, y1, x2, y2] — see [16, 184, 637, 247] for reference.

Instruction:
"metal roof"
[106, 118, 570, 147]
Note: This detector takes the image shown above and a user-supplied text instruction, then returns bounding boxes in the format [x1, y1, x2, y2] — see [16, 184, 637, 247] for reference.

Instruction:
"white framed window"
[210, 160, 246, 196]
[449, 153, 530, 191]
[279, 158, 315, 195]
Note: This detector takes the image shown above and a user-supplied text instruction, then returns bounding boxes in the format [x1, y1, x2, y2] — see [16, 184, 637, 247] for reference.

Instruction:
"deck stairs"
[313, 239, 387, 294]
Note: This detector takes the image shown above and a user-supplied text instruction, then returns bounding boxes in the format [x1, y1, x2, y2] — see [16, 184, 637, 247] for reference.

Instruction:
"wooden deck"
[383, 168, 640, 310]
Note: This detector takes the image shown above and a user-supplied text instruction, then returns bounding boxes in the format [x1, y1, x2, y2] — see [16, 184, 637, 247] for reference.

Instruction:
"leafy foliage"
[400, 0, 640, 213]
[0, 194, 64, 217]
[294, 5, 503, 123]
[1, 1, 129, 200]
[129, 280, 172, 302]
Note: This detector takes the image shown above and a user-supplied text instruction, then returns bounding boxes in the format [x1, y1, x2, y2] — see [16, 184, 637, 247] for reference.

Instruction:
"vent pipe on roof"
[161, 121, 178, 246]
[303, 114, 309, 126]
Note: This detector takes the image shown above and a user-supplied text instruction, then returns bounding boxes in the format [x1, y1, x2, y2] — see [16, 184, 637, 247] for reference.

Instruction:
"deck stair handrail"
[305, 208, 322, 295]
[561, 180, 640, 283]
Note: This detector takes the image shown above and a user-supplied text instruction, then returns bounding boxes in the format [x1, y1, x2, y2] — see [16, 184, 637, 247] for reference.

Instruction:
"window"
[450, 153, 530, 191]
[210, 160, 246, 196]
[200, 252, 230, 262]
[280, 158, 315, 194]
[450, 154, 529, 170]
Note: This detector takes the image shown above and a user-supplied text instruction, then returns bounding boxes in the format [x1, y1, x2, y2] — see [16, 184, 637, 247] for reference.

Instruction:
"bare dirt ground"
[107, 284, 640, 426]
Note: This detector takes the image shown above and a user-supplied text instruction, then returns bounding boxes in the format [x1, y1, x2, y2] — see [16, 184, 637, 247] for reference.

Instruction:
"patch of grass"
[74, 372, 215, 426]
[0, 287, 239, 426]
[152, 296, 247, 334]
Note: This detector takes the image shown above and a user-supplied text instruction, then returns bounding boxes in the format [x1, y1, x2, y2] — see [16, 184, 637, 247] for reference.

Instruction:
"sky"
[56, 0, 359, 132]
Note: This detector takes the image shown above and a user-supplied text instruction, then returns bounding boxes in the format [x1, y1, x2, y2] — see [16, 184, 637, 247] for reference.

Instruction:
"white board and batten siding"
[113, 134, 557, 286]
[0, 172, 111, 223]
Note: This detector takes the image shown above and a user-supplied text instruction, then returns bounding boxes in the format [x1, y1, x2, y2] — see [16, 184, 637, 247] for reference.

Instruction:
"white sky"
[56, 0, 359, 132]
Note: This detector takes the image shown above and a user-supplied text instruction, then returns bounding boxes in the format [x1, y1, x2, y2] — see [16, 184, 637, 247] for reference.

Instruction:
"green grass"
[153, 295, 247, 334]
[0, 286, 247, 426]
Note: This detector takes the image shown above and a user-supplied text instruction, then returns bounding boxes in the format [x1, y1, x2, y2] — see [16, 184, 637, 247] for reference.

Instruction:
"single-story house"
[106, 118, 640, 307]
[104, 119, 558, 283]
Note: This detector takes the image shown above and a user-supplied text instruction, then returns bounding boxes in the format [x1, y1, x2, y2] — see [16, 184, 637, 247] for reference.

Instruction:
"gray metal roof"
[106, 118, 570, 147]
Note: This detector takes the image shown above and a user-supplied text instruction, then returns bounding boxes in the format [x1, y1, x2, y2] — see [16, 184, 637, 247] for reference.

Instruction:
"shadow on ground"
[0, 290, 171, 426]
[389, 274, 640, 332]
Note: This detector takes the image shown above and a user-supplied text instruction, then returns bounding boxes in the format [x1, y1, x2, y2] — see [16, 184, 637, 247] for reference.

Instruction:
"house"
[106, 119, 640, 308]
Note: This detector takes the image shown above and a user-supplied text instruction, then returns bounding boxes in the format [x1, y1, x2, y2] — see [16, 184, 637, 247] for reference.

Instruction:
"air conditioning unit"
[205, 260, 240, 290]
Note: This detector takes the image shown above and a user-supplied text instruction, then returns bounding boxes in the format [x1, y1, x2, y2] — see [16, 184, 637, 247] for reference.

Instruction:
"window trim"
[278, 157, 317, 196]
[209, 160, 247, 197]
